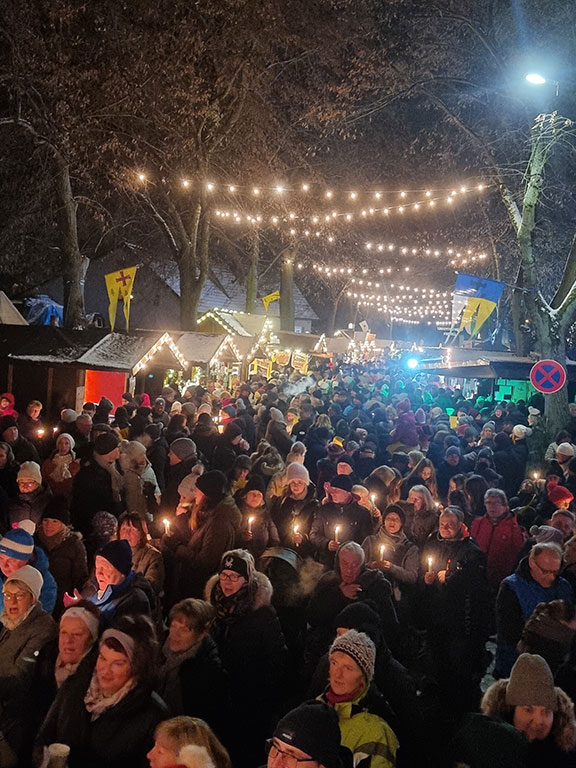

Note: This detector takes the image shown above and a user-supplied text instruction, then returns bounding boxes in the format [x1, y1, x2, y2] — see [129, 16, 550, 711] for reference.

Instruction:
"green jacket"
[318, 687, 398, 768]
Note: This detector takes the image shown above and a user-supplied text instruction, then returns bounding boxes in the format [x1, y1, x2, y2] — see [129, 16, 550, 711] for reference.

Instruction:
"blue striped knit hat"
[0, 520, 36, 561]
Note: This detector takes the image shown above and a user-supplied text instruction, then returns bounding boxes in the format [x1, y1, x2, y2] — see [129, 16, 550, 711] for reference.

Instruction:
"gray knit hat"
[330, 629, 376, 682]
[505, 653, 557, 711]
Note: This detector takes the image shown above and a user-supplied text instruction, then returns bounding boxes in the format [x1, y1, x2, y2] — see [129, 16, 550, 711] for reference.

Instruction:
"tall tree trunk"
[280, 248, 295, 331]
[245, 230, 259, 313]
[534, 317, 568, 440]
[511, 288, 524, 356]
[56, 161, 88, 328]
[177, 197, 210, 331]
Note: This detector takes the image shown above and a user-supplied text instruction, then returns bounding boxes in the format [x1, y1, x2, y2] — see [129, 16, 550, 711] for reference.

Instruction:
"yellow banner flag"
[104, 267, 138, 331]
[262, 290, 280, 310]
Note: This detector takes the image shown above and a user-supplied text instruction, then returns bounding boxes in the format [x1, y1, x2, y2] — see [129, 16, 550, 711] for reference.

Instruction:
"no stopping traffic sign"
[530, 359, 567, 394]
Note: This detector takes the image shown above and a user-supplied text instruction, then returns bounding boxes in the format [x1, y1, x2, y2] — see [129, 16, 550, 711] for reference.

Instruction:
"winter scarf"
[211, 580, 257, 624]
[84, 672, 136, 721]
[161, 636, 203, 674]
[49, 452, 75, 483]
[0, 602, 36, 631]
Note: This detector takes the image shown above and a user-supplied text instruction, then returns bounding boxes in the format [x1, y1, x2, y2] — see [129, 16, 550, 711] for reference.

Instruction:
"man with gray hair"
[471, 487, 525, 590]
[495, 541, 573, 678]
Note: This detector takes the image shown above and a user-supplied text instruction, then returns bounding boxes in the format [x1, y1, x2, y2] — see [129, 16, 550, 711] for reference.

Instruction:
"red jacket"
[471, 513, 525, 588]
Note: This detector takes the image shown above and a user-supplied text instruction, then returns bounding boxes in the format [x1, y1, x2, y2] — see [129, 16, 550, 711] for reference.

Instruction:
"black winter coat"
[38, 664, 167, 768]
[270, 484, 319, 557]
[147, 436, 169, 493]
[310, 500, 375, 567]
[35, 527, 89, 618]
[71, 459, 122, 537]
[163, 457, 197, 511]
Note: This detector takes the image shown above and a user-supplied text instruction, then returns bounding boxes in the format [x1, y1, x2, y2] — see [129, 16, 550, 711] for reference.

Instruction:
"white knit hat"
[17, 461, 42, 485]
[286, 463, 310, 483]
[6, 564, 43, 601]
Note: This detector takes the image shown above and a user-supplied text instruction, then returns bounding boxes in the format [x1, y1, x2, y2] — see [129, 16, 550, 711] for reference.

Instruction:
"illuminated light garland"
[132, 332, 189, 375]
[213, 183, 487, 227]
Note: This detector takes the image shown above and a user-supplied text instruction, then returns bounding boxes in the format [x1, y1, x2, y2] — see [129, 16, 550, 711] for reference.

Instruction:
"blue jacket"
[0, 545, 58, 614]
[85, 570, 153, 627]
[495, 556, 573, 677]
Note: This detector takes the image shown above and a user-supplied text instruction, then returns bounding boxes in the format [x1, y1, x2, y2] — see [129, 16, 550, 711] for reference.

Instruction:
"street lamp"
[525, 73, 559, 95]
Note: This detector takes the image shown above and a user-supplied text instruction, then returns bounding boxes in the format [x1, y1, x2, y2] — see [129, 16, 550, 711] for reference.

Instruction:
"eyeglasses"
[265, 740, 316, 767]
[219, 572, 242, 583]
[2, 591, 29, 602]
[18, 481, 37, 488]
[532, 559, 560, 578]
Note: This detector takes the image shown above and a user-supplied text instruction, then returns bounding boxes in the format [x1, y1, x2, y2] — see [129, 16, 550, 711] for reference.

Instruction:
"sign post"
[530, 359, 567, 421]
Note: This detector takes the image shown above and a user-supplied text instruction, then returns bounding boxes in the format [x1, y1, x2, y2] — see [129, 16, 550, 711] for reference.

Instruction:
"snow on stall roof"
[174, 332, 227, 364]
[77, 332, 166, 370]
[8, 327, 108, 364]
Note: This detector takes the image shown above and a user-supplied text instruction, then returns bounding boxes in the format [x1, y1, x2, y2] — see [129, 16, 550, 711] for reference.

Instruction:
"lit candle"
[37, 429, 45, 437]
[334, 525, 341, 543]
[427, 556, 433, 573]
[52, 426, 58, 433]
[371, 493, 376, 504]
[434, 502, 440, 509]
[248, 516, 255, 533]
[218, 424, 224, 433]
[163, 518, 171, 536]
[533, 472, 539, 480]
[380, 544, 385, 560]
[293, 524, 300, 546]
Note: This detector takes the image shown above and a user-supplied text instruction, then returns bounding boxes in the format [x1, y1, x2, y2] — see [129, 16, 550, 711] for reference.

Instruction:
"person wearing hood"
[310, 476, 375, 568]
[190, 412, 217, 466]
[478, 654, 576, 767]
[516, 599, 576, 678]
[211, 422, 250, 474]
[0, 519, 58, 613]
[35, 496, 88, 618]
[71, 432, 123, 539]
[38, 614, 168, 768]
[93, 396, 114, 426]
[0, 392, 18, 419]
[421, 506, 491, 712]
[151, 398, 169, 429]
[265, 407, 293, 460]
[119, 440, 156, 519]
[41, 432, 79, 498]
[9, 460, 52, 527]
[171, 470, 241, 601]
[362, 504, 419, 622]
[307, 542, 399, 670]
[0, 441, 19, 499]
[73, 539, 155, 627]
[205, 549, 287, 768]
[266, 701, 351, 768]
[0, 565, 57, 767]
[235, 475, 280, 559]
[317, 629, 399, 768]
[495, 541, 573, 679]
[17, 399, 45, 449]
[157, 600, 230, 740]
[436, 446, 465, 502]
[471, 488, 525, 592]
[148, 716, 231, 768]
[164, 438, 199, 511]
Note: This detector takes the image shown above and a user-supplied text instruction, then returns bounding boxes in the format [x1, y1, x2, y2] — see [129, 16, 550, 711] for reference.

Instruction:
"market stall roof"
[273, 331, 320, 352]
[227, 335, 267, 360]
[78, 331, 184, 373]
[417, 353, 576, 381]
[0, 292, 28, 325]
[174, 332, 227, 365]
[5, 326, 108, 365]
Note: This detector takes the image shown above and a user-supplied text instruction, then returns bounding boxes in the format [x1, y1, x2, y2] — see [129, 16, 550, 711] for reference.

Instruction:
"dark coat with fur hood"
[481, 678, 576, 766]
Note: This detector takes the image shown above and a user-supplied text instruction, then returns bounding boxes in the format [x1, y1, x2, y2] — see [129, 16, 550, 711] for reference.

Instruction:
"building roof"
[174, 332, 227, 365]
[0, 292, 28, 325]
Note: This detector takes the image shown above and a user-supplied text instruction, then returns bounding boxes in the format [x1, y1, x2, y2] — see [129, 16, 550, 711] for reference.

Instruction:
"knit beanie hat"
[219, 551, 250, 580]
[529, 525, 564, 546]
[17, 461, 42, 485]
[327, 442, 345, 459]
[445, 446, 461, 458]
[243, 475, 267, 495]
[170, 401, 182, 414]
[42, 496, 71, 525]
[483, 421, 496, 432]
[414, 408, 426, 424]
[273, 701, 346, 768]
[383, 503, 406, 526]
[547, 485, 574, 505]
[154, 397, 166, 407]
[144, 423, 163, 441]
[177, 466, 204, 497]
[93, 432, 120, 456]
[97, 539, 132, 576]
[6, 564, 43, 601]
[223, 422, 243, 440]
[286, 462, 310, 484]
[335, 601, 382, 646]
[330, 629, 376, 682]
[56, 432, 76, 451]
[0, 415, 18, 433]
[512, 424, 532, 439]
[505, 653, 557, 711]
[269, 407, 285, 423]
[329, 475, 354, 492]
[197, 403, 212, 416]
[196, 470, 228, 503]
[170, 437, 197, 461]
[0, 520, 35, 561]
[233, 455, 252, 472]
[60, 409, 78, 424]
[556, 442, 575, 457]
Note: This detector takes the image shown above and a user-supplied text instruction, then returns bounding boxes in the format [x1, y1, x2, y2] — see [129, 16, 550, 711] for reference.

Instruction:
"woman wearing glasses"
[0, 565, 56, 767]
[206, 549, 287, 768]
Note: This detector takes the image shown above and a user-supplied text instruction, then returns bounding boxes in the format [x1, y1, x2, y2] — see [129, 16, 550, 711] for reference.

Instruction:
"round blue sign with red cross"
[530, 359, 567, 394]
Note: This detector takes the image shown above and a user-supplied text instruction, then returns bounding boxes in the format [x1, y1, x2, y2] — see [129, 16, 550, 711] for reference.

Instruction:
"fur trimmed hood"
[204, 569, 273, 611]
[481, 679, 576, 753]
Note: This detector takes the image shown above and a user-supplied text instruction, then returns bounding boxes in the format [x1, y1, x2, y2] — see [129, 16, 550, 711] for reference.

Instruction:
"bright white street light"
[525, 73, 547, 85]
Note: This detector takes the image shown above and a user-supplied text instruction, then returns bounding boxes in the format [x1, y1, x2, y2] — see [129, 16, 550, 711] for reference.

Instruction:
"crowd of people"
[0, 370, 576, 767]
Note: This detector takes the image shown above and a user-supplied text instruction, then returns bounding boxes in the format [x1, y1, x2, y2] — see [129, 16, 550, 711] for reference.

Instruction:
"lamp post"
[525, 73, 560, 96]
